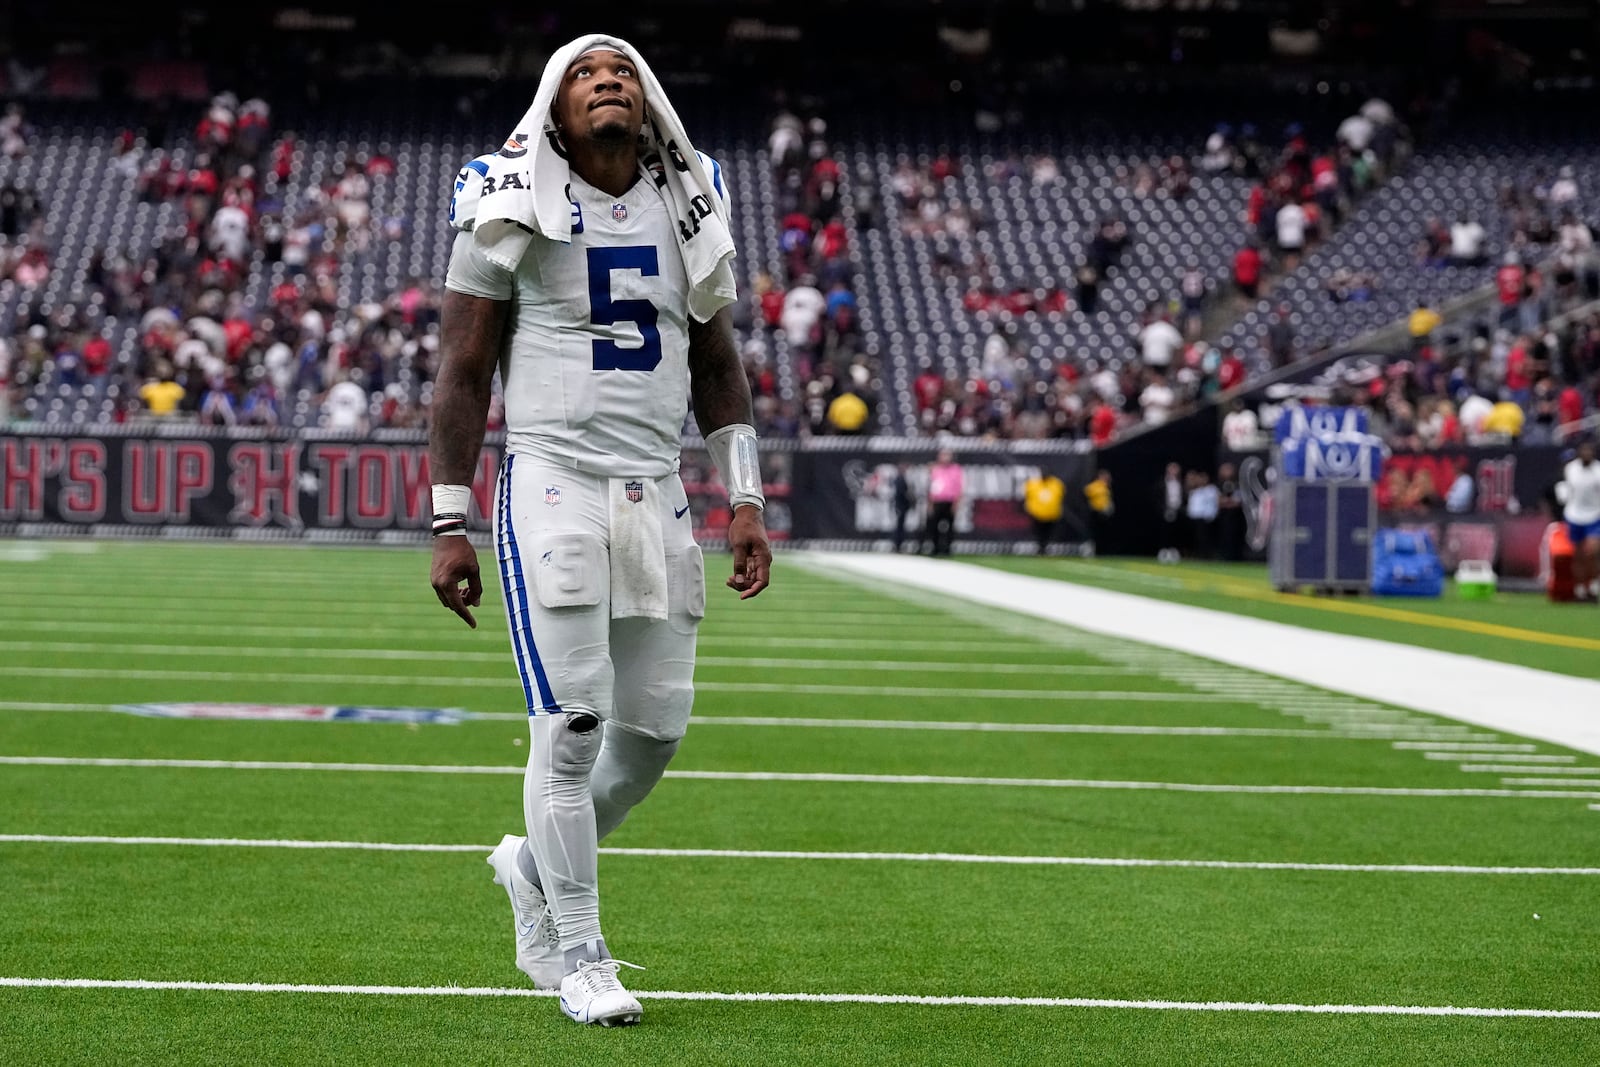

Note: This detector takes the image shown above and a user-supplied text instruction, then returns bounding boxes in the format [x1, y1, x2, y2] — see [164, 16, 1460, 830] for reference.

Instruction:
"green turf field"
[1, 541, 1598, 1065]
[974, 556, 1600, 680]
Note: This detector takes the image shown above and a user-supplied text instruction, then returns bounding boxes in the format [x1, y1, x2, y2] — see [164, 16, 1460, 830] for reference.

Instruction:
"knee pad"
[542, 711, 604, 777]
[597, 728, 680, 808]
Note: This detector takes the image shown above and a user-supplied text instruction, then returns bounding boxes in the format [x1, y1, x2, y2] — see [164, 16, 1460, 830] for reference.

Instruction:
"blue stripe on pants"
[497, 455, 560, 714]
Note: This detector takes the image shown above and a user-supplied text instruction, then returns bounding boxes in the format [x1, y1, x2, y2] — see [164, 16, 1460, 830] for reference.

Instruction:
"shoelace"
[573, 958, 645, 999]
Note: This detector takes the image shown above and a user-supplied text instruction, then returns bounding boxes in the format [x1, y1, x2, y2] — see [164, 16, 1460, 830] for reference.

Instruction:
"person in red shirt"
[913, 363, 943, 412]
[1558, 385, 1585, 430]
[82, 334, 112, 381]
[272, 135, 297, 184]
[1233, 241, 1262, 299]
[1246, 184, 1267, 228]
[815, 219, 847, 261]
[1089, 397, 1118, 446]
[223, 317, 254, 361]
[1217, 345, 1246, 391]
[1505, 336, 1532, 404]
[1496, 253, 1525, 328]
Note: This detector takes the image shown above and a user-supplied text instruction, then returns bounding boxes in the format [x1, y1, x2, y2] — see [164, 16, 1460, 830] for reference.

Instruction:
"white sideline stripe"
[1592, 804, 1600, 812]
[1393, 742, 1533, 752]
[4, 836, 1598, 876]
[1459, 764, 1600, 775]
[1502, 778, 1600, 787]
[4, 755, 1597, 798]
[0, 704, 1498, 742]
[817, 554, 1600, 758]
[1422, 753, 1576, 764]
[1, 977, 1595, 1018]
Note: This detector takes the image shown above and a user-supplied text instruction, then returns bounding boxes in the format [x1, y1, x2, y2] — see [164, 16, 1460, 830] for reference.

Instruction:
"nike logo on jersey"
[674, 504, 690, 520]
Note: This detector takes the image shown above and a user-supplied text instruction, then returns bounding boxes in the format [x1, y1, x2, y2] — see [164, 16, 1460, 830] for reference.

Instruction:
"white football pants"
[492, 453, 703, 950]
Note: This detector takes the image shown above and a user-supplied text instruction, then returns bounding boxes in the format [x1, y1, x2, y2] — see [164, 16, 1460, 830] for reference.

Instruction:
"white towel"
[608, 476, 669, 621]
[462, 33, 737, 324]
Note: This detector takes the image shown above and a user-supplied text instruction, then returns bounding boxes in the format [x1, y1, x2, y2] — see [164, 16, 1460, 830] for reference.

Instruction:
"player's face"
[555, 50, 645, 147]
[1581, 443, 1596, 465]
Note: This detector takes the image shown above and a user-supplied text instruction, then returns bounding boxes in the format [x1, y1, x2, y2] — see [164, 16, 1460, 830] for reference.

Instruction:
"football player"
[428, 37, 771, 1026]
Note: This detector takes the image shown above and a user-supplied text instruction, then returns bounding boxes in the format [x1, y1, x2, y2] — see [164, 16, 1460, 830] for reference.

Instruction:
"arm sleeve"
[444, 230, 514, 301]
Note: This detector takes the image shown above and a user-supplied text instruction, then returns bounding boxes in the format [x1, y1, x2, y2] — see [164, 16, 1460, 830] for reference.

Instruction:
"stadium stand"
[1, 85, 1595, 447]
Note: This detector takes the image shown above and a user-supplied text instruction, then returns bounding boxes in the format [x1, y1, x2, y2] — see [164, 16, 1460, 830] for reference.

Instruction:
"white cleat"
[486, 834, 562, 990]
[559, 958, 645, 1027]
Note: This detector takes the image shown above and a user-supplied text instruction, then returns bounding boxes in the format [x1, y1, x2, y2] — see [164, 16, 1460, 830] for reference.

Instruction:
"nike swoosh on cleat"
[674, 504, 690, 519]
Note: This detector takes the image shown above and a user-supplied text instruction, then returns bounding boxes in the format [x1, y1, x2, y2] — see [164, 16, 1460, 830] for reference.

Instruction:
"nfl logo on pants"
[625, 480, 644, 503]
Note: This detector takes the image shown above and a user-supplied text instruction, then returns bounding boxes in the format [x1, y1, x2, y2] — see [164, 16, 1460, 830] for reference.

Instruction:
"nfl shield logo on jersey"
[625, 480, 644, 503]
[612, 202, 628, 223]
[544, 486, 562, 506]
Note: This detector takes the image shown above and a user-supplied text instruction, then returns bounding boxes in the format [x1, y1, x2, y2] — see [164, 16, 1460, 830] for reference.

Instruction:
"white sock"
[525, 713, 604, 953]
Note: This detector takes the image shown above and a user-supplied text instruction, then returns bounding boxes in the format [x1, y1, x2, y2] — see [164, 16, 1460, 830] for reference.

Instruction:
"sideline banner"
[0, 427, 1091, 549]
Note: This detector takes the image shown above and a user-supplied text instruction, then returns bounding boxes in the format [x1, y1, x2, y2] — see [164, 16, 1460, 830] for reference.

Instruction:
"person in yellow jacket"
[1481, 399, 1525, 440]
[1023, 470, 1066, 555]
[826, 391, 868, 434]
[1084, 470, 1114, 556]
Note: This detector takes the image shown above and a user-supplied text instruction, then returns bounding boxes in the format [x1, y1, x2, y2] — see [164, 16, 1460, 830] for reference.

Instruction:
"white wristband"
[705, 423, 764, 511]
[431, 483, 472, 536]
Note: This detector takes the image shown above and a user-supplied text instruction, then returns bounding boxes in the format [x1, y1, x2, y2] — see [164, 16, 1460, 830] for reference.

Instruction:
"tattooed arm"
[687, 306, 771, 599]
[427, 289, 508, 627]
[687, 306, 755, 435]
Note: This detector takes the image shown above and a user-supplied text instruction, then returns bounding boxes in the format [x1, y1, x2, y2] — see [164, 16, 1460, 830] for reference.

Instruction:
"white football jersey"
[446, 160, 727, 479]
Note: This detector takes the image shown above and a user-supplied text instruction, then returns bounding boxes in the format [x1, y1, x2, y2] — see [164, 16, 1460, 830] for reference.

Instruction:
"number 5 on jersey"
[588, 246, 661, 372]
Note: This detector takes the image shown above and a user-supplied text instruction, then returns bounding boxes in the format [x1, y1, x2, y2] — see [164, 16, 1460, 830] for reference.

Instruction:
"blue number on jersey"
[587, 246, 662, 372]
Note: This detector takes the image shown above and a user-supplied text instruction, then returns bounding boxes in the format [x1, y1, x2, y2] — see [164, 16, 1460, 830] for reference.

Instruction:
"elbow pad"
[705, 423, 765, 511]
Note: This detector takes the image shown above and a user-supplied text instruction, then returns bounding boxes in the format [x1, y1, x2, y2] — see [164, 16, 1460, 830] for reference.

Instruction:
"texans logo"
[500, 133, 529, 159]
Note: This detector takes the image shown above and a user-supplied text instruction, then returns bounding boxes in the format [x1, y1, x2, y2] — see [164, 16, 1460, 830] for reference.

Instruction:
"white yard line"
[1458, 764, 1600, 775]
[0, 703, 1498, 741]
[2, 835, 1595, 876]
[1421, 753, 1576, 764]
[1502, 778, 1600, 787]
[0, 976, 1593, 1018]
[683, 716, 1457, 740]
[5, 755, 1593, 798]
[0, 641, 509, 663]
[693, 682, 1231, 702]
[0, 620, 499, 642]
[0, 667, 510, 688]
[0, 645, 1144, 675]
[2, 620, 1081, 653]
[1392, 742, 1534, 752]
[818, 554, 1600, 757]
[0, 666, 1225, 702]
